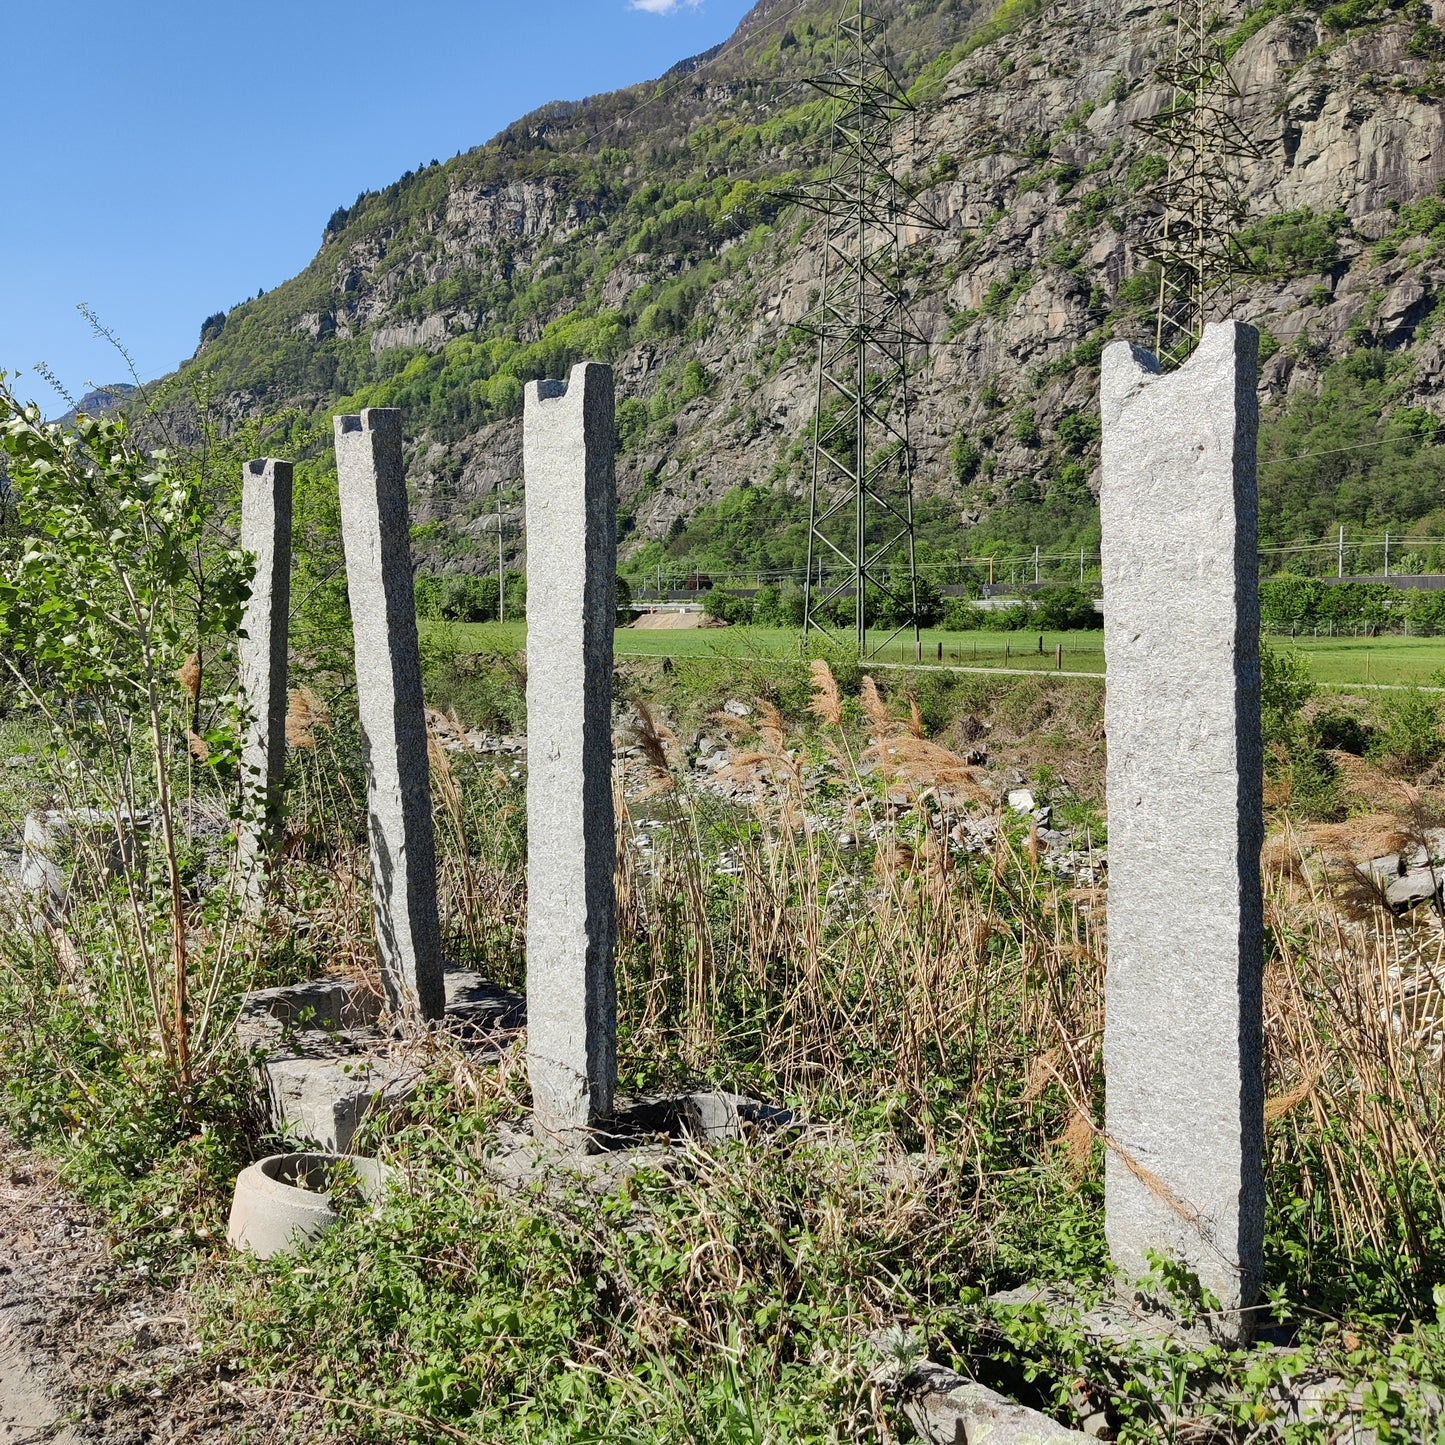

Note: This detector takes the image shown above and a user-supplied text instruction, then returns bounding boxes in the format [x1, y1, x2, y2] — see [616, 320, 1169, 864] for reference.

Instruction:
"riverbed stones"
[237, 458, 293, 904]
[334, 409, 445, 1020]
[1099, 321, 1265, 1332]
[523, 362, 618, 1144]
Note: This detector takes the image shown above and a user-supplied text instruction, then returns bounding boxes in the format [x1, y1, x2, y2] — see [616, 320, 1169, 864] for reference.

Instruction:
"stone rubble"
[1358, 832, 1445, 913]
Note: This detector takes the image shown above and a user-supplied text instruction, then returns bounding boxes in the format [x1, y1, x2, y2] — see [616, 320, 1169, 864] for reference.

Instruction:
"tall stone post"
[334, 409, 445, 1021]
[237, 458, 294, 905]
[524, 362, 618, 1143]
[1100, 321, 1265, 1332]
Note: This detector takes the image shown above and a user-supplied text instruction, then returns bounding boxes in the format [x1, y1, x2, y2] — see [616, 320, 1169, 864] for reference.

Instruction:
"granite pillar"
[1100, 321, 1265, 1329]
[237, 458, 293, 904]
[334, 409, 444, 1020]
[524, 363, 618, 1142]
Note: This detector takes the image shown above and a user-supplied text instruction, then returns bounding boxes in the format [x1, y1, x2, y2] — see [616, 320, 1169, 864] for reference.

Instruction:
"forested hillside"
[171, 0, 1445, 585]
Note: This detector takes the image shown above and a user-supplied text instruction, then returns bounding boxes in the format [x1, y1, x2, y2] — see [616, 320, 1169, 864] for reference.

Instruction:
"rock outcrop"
[179, 0, 1445, 572]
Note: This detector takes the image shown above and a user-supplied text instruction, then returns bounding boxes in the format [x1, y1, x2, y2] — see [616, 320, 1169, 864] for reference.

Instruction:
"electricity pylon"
[789, 0, 941, 655]
[1132, 0, 1262, 369]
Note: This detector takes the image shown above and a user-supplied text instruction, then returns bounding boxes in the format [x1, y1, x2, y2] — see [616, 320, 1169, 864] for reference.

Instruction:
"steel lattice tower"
[792, 0, 938, 655]
[1133, 0, 1261, 369]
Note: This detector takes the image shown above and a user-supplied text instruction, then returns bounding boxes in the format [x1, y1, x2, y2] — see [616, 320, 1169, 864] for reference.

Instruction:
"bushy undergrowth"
[189, 663, 1445, 1440]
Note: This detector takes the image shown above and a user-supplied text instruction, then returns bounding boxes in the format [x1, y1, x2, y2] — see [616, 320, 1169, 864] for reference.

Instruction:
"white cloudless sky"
[0, 0, 756, 405]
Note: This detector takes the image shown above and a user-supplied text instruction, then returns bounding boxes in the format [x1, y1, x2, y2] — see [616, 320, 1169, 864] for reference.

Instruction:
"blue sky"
[0, 0, 756, 406]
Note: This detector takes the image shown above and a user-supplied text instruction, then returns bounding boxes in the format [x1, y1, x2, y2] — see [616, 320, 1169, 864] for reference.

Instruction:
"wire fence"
[636, 533, 1445, 595]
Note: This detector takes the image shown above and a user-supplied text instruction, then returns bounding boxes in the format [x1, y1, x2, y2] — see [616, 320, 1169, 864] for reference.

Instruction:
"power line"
[790, 0, 941, 656]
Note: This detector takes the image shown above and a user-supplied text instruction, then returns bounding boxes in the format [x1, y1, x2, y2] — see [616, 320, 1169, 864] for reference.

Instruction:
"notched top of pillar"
[1101, 321, 1259, 426]
[334, 407, 402, 437]
[525, 361, 613, 411]
[244, 457, 294, 480]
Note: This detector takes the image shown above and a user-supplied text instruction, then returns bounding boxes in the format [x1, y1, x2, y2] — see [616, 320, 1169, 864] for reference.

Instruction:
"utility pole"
[1080, 547, 1086, 585]
[1133, 0, 1262, 369]
[791, 0, 941, 655]
[1034, 545, 1040, 585]
[1338, 525, 1344, 579]
[497, 483, 506, 625]
[1385, 530, 1391, 578]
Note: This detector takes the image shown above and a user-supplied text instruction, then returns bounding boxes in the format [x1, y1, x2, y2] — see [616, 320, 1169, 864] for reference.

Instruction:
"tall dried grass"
[607, 665, 1445, 1279]
[606, 664, 1102, 1161]
[153, 653, 1445, 1292]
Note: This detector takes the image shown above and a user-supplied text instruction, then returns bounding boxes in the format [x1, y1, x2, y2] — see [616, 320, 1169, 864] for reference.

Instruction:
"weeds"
[3, 562, 1445, 1437]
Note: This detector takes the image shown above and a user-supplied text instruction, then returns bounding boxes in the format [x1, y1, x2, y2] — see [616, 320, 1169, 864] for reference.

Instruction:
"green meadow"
[425, 620, 1445, 688]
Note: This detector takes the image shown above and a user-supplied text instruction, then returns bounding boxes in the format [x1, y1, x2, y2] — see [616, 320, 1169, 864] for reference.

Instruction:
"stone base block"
[19, 808, 142, 906]
[899, 1361, 1090, 1444]
[256, 1052, 418, 1155]
[989, 1281, 1273, 1354]
[237, 968, 525, 1152]
[602, 1090, 796, 1146]
[494, 1091, 798, 1187]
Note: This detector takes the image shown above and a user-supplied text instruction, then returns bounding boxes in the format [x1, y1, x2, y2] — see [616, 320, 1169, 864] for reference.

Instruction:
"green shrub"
[1260, 642, 1315, 749]
[951, 433, 981, 484]
[1311, 706, 1371, 754]
[1370, 684, 1443, 774]
[1032, 585, 1098, 630]
[943, 597, 982, 630]
[419, 637, 526, 733]
[702, 588, 755, 625]
[1236, 209, 1347, 278]
[616, 397, 649, 451]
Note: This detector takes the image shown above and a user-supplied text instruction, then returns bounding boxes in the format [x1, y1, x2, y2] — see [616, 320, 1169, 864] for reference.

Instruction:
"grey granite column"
[334, 409, 445, 1021]
[237, 458, 293, 905]
[524, 362, 618, 1143]
[1100, 321, 1265, 1330]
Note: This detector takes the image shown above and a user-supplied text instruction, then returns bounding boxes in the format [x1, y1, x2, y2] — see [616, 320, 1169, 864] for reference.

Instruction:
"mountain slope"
[180, 0, 1445, 582]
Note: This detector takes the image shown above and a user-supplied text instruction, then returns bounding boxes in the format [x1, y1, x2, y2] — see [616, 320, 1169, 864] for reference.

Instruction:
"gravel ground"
[0, 1139, 250, 1443]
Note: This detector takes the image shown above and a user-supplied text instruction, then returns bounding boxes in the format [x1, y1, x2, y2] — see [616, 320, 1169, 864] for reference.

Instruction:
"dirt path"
[0, 1142, 248, 1442]
[0, 1321, 80, 1444]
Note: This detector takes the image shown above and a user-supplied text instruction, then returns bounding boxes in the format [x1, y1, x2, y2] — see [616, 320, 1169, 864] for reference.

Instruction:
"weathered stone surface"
[679, 1090, 795, 1142]
[253, 1051, 416, 1156]
[1358, 849, 1445, 910]
[1385, 870, 1441, 909]
[237, 970, 523, 1151]
[900, 1361, 1090, 1444]
[1100, 322, 1265, 1329]
[334, 409, 445, 1020]
[482, 1092, 798, 1198]
[237, 458, 293, 903]
[19, 808, 139, 906]
[524, 363, 618, 1143]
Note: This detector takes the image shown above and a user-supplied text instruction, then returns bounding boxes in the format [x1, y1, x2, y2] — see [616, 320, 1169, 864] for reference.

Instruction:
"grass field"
[425, 620, 1445, 687]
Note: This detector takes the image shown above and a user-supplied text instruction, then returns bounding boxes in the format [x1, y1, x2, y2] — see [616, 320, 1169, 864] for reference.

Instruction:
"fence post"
[1099, 321, 1264, 1338]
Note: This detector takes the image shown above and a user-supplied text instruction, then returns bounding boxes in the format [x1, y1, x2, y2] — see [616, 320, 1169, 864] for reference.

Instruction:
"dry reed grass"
[116, 651, 1441, 1309]
[606, 665, 1445, 1279]
[608, 664, 1103, 1158]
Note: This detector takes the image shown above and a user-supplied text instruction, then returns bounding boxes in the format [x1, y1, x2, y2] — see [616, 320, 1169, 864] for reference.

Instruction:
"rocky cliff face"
[184, 0, 1445, 572]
